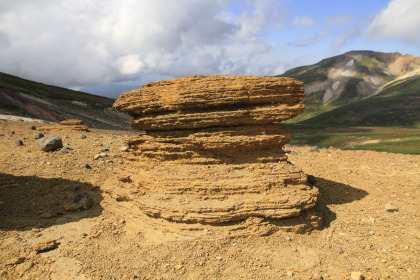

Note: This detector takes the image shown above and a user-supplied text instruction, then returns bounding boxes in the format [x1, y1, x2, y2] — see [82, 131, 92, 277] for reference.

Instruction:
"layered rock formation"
[112, 75, 321, 236]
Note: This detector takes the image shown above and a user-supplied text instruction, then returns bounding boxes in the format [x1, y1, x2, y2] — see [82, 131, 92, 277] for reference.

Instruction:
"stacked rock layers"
[112, 75, 321, 233]
[114, 75, 305, 162]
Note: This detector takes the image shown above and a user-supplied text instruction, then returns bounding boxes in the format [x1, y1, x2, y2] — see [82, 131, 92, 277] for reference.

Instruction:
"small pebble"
[80, 135, 87, 139]
[384, 204, 398, 212]
[309, 146, 320, 153]
[350, 271, 364, 280]
[15, 140, 24, 146]
[120, 146, 129, 152]
[82, 163, 91, 169]
[34, 132, 44, 139]
[334, 246, 344, 254]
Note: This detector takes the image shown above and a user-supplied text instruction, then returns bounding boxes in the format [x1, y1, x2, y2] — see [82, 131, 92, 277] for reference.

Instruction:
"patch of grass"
[282, 123, 420, 154]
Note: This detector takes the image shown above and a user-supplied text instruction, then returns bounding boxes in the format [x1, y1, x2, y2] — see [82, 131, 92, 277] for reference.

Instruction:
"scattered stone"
[15, 140, 23, 146]
[36, 135, 63, 152]
[94, 153, 107, 160]
[29, 125, 36, 130]
[120, 146, 129, 152]
[40, 211, 55, 219]
[60, 119, 84, 125]
[289, 150, 300, 156]
[385, 204, 398, 212]
[309, 146, 320, 153]
[173, 265, 183, 270]
[74, 193, 93, 210]
[100, 147, 110, 152]
[361, 217, 375, 224]
[33, 239, 58, 252]
[82, 163, 91, 169]
[34, 132, 44, 139]
[321, 148, 330, 154]
[350, 271, 365, 280]
[285, 236, 292, 241]
[61, 147, 70, 154]
[64, 193, 93, 211]
[80, 134, 87, 139]
[6, 257, 26, 265]
[8, 130, 15, 135]
[286, 270, 294, 277]
[118, 176, 132, 183]
[312, 274, 323, 280]
[334, 246, 344, 254]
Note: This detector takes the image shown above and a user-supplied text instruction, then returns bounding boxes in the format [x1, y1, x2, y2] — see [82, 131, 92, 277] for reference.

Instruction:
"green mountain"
[0, 72, 131, 129]
[278, 50, 420, 128]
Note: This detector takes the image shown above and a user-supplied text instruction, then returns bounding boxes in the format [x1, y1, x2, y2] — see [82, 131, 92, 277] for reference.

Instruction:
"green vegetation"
[278, 56, 337, 83]
[301, 75, 420, 127]
[0, 72, 115, 110]
[281, 123, 420, 155]
[0, 71, 130, 130]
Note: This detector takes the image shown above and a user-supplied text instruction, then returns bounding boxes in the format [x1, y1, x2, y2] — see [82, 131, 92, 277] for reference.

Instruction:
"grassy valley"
[278, 51, 420, 154]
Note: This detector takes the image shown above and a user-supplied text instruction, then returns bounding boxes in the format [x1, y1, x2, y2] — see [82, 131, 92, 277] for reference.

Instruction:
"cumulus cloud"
[292, 16, 314, 27]
[366, 0, 420, 44]
[0, 0, 289, 89]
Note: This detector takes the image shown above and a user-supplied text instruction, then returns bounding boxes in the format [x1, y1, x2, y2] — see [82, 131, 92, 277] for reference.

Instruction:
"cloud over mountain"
[0, 0, 287, 88]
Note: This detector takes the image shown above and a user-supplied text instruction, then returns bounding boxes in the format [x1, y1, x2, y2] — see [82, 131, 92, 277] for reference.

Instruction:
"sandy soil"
[0, 120, 418, 279]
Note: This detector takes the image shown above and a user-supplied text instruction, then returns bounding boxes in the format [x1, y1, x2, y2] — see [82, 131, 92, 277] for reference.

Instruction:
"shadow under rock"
[0, 172, 103, 231]
[312, 177, 369, 228]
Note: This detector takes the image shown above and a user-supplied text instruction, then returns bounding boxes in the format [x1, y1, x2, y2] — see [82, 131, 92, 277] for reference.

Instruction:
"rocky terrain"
[0, 120, 418, 279]
[0, 74, 419, 280]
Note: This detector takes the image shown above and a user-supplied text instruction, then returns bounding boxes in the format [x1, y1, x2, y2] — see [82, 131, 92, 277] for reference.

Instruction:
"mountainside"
[278, 51, 420, 127]
[0, 72, 131, 129]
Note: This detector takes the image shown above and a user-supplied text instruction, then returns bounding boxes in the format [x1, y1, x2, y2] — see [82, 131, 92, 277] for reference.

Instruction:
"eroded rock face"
[112, 75, 321, 236]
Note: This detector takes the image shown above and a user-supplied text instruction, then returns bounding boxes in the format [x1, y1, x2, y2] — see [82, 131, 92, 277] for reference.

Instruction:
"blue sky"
[0, 0, 419, 98]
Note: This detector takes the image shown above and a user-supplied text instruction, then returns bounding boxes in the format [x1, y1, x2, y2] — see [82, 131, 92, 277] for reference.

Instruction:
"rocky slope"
[278, 51, 420, 126]
[0, 72, 131, 130]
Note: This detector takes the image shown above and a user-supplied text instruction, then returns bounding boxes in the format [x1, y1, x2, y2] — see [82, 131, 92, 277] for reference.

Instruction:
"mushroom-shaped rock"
[111, 75, 321, 236]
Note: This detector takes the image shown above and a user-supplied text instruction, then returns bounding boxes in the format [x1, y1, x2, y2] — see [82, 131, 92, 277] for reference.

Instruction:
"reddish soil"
[0, 120, 418, 279]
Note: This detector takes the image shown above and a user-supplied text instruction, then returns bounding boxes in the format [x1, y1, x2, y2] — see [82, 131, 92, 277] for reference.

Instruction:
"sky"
[0, 0, 419, 98]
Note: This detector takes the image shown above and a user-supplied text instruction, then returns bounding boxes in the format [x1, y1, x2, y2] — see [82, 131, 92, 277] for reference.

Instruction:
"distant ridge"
[277, 50, 420, 127]
[0, 72, 131, 130]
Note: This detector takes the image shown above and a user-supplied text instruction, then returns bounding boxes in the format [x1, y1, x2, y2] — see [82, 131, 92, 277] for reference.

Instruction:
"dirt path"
[0, 120, 418, 279]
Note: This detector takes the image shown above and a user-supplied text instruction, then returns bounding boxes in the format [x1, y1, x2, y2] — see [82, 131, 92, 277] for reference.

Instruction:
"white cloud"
[333, 27, 361, 48]
[366, 0, 420, 44]
[326, 15, 354, 26]
[293, 16, 314, 27]
[0, 0, 290, 89]
[290, 30, 330, 47]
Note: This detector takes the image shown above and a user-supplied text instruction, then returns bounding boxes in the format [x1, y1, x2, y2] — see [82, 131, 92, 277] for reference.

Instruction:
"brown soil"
[0, 120, 419, 279]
